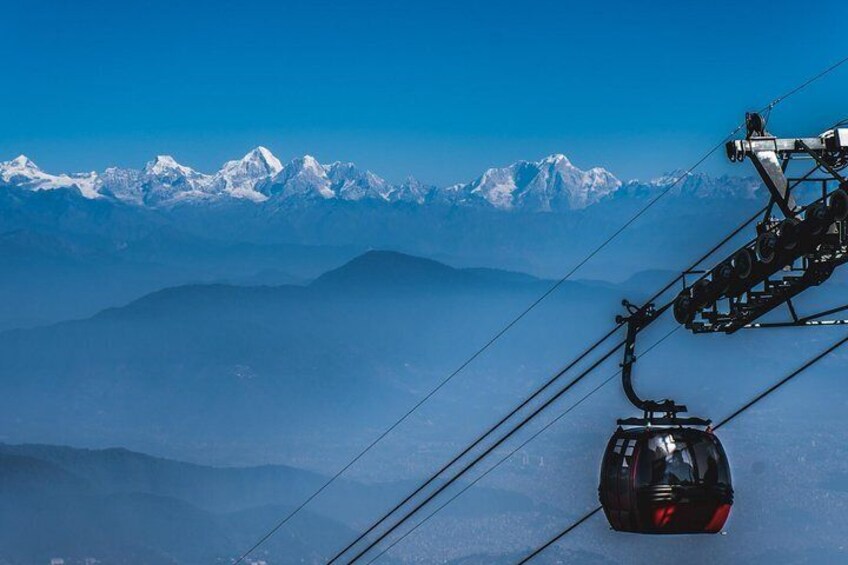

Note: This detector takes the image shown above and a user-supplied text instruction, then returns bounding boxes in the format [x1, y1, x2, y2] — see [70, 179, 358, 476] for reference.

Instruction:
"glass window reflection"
[638, 431, 730, 488]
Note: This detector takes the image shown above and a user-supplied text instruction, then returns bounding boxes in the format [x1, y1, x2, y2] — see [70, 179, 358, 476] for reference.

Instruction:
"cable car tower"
[600, 113, 848, 535]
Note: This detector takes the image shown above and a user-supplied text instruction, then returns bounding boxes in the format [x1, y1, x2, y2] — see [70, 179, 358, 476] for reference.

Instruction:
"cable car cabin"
[599, 426, 733, 534]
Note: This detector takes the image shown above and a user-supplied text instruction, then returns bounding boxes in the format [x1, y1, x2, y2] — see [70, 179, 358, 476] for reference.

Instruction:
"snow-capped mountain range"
[0, 149, 761, 211]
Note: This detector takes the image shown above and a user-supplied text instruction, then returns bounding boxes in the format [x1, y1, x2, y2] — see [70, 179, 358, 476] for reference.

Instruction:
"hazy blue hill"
[0, 185, 157, 240]
[312, 250, 475, 290]
[460, 266, 542, 286]
[0, 228, 102, 262]
[0, 442, 559, 564]
[0, 250, 621, 467]
[0, 490, 232, 564]
[617, 268, 680, 289]
[218, 266, 306, 286]
[0, 442, 356, 563]
[0, 228, 358, 331]
[0, 187, 364, 330]
[93, 282, 305, 320]
[0, 443, 325, 514]
[0, 445, 234, 563]
[312, 250, 546, 292]
[220, 503, 358, 561]
[0, 452, 90, 493]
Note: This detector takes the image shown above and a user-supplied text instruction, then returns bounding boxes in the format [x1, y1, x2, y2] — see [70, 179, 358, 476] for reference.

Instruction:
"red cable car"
[599, 425, 733, 534]
[599, 301, 733, 534]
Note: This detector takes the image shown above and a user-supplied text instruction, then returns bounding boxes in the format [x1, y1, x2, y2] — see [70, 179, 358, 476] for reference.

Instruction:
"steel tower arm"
[670, 114, 848, 335]
[726, 113, 848, 217]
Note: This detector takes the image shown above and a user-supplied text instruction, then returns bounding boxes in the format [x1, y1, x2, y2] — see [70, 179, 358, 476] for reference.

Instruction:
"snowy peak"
[249, 146, 283, 175]
[460, 154, 621, 211]
[621, 169, 762, 200]
[139, 156, 214, 206]
[7, 154, 38, 171]
[540, 153, 571, 166]
[0, 154, 40, 184]
[264, 156, 390, 202]
[1, 155, 100, 198]
[388, 176, 435, 204]
[298, 154, 324, 175]
[1, 155, 42, 184]
[214, 147, 283, 202]
[325, 161, 392, 201]
[97, 167, 143, 204]
[144, 155, 204, 179]
[280, 155, 325, 179]
[268, 155, 335, 200]
[0, 151, 760, 210]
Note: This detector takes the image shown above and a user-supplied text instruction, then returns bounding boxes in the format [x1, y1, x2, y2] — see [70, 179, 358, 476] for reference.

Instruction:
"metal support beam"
[742, 302, 848, 329]
[617, 301, 683, 415]
[797, 139, 847, 184]
[750, 150, 797, 217]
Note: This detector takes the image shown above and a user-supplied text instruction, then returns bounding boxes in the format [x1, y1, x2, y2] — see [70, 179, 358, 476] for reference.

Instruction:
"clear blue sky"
[2, 0, 847, 184]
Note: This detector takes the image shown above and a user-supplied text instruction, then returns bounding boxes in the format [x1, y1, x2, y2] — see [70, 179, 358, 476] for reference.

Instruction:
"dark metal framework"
[617, 113, 848, 420]
[675, 113, 848, 335]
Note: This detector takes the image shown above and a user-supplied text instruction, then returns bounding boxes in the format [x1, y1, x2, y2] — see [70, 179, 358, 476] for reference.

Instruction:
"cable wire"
[233, 53, 848, 564]
[325, 324, 623, 563]
[365, 327, 681, 564]
[765, 55, 848, 111]
[344, 339, 627, 563]
[517, 331, 848, 564]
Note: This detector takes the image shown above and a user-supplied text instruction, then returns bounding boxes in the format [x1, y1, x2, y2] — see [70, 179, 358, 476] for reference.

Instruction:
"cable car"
[599, 301, 733, 534]
[599, 425, 733, 534]
[598, 116, 848, 537]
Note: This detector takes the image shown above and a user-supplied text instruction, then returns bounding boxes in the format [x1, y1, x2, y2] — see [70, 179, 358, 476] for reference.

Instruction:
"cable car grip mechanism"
[616, 300, 710, 427]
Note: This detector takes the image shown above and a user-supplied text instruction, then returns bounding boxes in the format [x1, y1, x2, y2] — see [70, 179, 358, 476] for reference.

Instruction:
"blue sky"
[2, 0, 847, 184]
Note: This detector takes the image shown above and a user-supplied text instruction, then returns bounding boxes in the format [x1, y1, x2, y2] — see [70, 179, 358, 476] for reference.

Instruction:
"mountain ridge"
[0, 150, 762, 212]
[0, 442, 356, 563]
